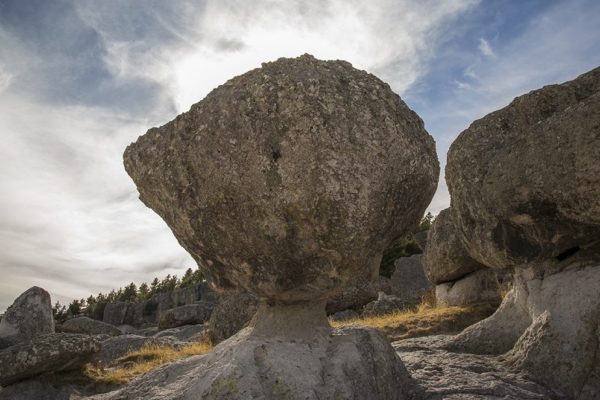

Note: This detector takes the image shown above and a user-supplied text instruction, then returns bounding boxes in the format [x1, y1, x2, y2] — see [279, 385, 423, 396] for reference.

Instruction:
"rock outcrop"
[362, 293, 411, 317]
[445, 66, 600, 398]
[0, 287, 54, 349]
[158, 302, 214, 329]
[114, 54, 438, 399]
[389, 255, 433, 307]
[59, 316, 121, 336]
[325, 276, 378, 314]
[422, 208, 501, 307]
[98, 334, 182, 365]
[0, 333, 100, 386]
[205, 292, 259, 344]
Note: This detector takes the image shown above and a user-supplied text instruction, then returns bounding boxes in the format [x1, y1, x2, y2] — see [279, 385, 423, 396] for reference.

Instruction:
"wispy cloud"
[478, 37, 495, 58]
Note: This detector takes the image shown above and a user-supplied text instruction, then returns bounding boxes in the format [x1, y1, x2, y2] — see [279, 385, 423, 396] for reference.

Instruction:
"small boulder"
[0, 333, 100, 386]
[435, 269, 501, 307]
[153, 324, 205, 342]
[362, 293, 411, 317]
[325, 277, 377, 315]
[0, 287, 54, 349]
[205, 293, 259, 344]
[158, 302, 214, 330]
[98, 334, 183, 365]
[59, 317, 121, 336]
[390, 255, 433, 307]
[329, 309, 360, 322]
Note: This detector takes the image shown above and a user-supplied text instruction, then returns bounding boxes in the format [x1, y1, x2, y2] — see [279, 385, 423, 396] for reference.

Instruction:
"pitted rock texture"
[0, 333, 100, 386]
[89, 324, 423, 400]
[0, 286, 54, 349]
[435, 269, 501, 308]
[446, 66, 600, 269]
[124, 54, 439, 303]
[422, 208, 486, 285]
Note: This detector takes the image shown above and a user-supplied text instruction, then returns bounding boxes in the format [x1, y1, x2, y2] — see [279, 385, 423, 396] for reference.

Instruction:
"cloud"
[478, 37, 495, 58]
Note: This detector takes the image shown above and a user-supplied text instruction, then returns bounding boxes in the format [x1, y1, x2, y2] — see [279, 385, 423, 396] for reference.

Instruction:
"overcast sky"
[1, 0, 599, 311]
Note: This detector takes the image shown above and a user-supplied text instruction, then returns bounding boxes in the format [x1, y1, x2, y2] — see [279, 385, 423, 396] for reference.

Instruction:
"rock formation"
[205, 292, 259, 344]
[445, 66, 600, 398]
[112, 54, 438, 399]
[389, 255, 433, 307]
[59, 316, 121, 336]
[422, 208, 501, 307]
[0, 286, 54, 349]
[158, 302, 214, 329]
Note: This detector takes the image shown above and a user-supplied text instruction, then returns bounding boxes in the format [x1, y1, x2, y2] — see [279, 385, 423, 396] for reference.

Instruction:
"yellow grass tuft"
[330, 300, 495, 341]
[85, 340, 212, 385]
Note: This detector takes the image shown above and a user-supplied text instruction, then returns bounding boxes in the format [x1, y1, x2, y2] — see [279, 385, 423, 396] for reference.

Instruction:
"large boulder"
[205, 293, 259, 344]
[444, 66, 600, 398]
[98, 334, 183, 365]
[362, 293, 411, 317]
[325, 276, 378, 314]
[59, 316, 121, 336]
[389, 255, 433, 307]
[158, 302, 215, 330]
[120, 54, 438, 399]
[422, 208, 486, 284]
[0, 333, 100, 386]
[102, 302, 131, 327]
[446, 67, 600, 270]
[435, 269, 501, 307]
[0, 287, 54, 349]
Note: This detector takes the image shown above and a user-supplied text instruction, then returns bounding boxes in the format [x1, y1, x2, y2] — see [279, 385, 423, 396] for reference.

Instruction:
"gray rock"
[326, 276, 378, 314]
[394, 335, 565, 399]
[329, 309, 359, 322]
[0, 379, 71, 400]
[102, 301, 131, 327]
[435, 269, 501, 307]
[121, 54, 439, 399]
[0, 287, 54, 349]
[89, 317, 423, 400]
[422, 208, 486, 285]
[98, 334, 183, 365]
[158, 302, 214, 330]
[60, 316, 121, 336]
[413, 230, 428, 251]
[373, 275, 393, 295]
[390, 255, 433, 307]
[153, 324, 205, 342]
[205, 293, 259, 344]
[362, 293, 411, 317]
[446, 66, 600, 270]
[124, 54, 439, 302]
[0, 333, 100, 386]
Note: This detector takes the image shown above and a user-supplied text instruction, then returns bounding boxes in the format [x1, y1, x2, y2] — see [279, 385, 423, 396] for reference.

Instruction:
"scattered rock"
[435, 269, 502, 307]
[158, 302, 214, 330]
[422, 208, 486, 285]
[389, 255, 433, 307]
[362, 293, 411, 317]
[0, 333, 100, 386]
[329, 309, 359, 322]
[59, 317, 121, 336]
[205, 293, 259, 344]
[0, 287, 54, 349]
[98, 334, 183, 365]
[326, 276, 378, 314]
[153, 324, 205, 342]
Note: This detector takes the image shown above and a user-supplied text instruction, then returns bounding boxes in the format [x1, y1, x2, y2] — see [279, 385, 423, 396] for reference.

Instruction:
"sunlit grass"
[84, 340, 212, 385]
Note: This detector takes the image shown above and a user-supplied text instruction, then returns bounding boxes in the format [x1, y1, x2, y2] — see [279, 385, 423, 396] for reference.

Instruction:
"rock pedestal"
[445, 66, 600, 398]
[116, 54, 438, 399]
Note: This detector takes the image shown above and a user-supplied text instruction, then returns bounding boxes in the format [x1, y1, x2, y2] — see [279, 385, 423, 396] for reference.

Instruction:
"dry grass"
[84, 340, 212, 385]
[330, 299, 496, 341]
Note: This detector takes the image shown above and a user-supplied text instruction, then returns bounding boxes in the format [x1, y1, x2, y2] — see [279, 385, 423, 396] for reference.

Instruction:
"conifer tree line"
[52, 213, 434, 323]
[53, 266, 204, 322]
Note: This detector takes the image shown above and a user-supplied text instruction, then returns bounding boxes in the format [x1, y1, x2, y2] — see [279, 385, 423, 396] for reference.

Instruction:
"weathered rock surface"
[362, 293, 411, 317]
[435, 269, 501, 307]
[205, 293, 259, 344]
[158, 302, 214, 329]
[98, 334, 183, 365]
[394, 335, 565, 399]
[153, 324, 205, 342]
[0, 287, 54, 349]
[390, 255, 433, 307]
[124, 54, 439, 302]
[90, 319, 423, 400]
[422, 208, 486, 284]
[329, 309, 360, 322]
[0, 333, 100, 386]
[446, 66, 600, 270]
[59, 316, 121, 336]
[326, 276, 378, 314]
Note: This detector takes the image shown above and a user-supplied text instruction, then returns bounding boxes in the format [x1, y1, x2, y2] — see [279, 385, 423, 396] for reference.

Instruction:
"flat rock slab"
[393, 335, 566, 400]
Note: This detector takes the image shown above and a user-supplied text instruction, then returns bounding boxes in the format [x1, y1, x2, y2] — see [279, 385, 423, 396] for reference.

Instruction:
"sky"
[1, 0, 599, 311]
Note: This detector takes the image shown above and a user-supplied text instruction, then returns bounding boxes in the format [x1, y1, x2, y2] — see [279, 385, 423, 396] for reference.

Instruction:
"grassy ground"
[84, 340, 212, 385]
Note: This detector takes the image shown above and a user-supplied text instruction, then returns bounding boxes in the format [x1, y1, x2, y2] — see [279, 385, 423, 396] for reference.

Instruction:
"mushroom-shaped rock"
[121, 55, 437, 399]
[0, 287, 54, 349]
[444, 66, 600, 398]
[422, 208, 486, 284]
[446, 66, 600, 270]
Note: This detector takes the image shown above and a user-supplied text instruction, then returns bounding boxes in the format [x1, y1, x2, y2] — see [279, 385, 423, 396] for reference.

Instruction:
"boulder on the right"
[445, 66, 600, 399]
